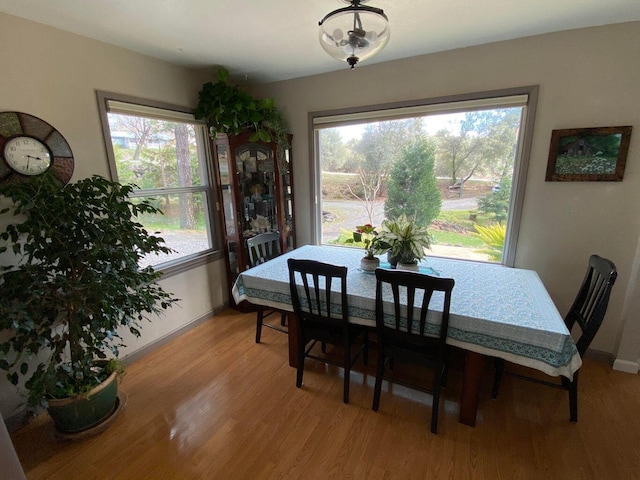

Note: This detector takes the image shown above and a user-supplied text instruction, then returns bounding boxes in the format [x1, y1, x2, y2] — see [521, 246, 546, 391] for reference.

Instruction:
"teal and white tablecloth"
[232, 245, 581, 379]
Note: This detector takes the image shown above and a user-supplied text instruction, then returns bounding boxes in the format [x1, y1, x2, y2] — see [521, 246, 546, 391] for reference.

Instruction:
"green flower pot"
[46, 369, 118, 434]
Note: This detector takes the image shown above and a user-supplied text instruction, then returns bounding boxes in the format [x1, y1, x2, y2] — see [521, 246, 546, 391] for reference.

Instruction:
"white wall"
[253, 22, 640, 366]
[0, 13, 227, 420]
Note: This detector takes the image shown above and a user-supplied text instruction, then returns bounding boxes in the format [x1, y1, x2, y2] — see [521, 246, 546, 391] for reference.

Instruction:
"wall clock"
[0, 111, 74, 185]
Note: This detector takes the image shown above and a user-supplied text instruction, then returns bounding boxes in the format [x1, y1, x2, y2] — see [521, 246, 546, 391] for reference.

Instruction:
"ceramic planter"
[360, 256, 380, 272]
[47, 368, 118, 434]
[387, 252, 400, 268]
[397, 262, 419, 272]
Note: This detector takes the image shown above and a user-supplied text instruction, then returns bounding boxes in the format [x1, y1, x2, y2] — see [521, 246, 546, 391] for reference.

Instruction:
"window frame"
[308, 85, 539, 267]
[96, 90, 223, 277]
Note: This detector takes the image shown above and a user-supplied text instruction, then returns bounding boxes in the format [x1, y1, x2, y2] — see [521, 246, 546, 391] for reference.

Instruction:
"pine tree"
[385, 136, 441, 227]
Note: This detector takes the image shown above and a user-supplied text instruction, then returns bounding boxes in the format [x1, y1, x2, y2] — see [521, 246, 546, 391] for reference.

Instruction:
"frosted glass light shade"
[318, 2, 390, 69]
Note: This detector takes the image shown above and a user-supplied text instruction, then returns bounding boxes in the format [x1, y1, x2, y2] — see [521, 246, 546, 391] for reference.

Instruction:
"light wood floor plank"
[10, 308, 640, 479]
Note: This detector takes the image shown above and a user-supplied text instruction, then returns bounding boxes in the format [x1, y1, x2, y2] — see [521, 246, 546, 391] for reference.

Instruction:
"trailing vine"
[194, 68, 290, 168]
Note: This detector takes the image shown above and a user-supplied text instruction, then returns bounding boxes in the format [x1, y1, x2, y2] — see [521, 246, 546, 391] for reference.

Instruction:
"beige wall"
[0, 14, 227, 419]
[253, 22, 640, 366]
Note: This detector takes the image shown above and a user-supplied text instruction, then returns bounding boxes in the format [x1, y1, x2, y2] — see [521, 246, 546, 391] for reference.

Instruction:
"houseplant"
[377, 214, 432, 271]
[0, 172, 178, 434]
[352, 223, 386, 271]
[194, 67, 289, 167]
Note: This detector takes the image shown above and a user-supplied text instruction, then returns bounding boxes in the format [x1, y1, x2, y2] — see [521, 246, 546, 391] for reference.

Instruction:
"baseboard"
[583, 348, 614, 366]
[612, 359, 639, 374]
[122, 305, 227, 366]
[4, 408, 41, 434]
[5, 304, 229, 433]
[584, 348, 639, 374]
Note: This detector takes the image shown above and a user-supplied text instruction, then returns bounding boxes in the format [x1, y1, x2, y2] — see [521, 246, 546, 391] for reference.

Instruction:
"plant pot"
[387, 252, 400, 268]
[47, 368, 118, 434]
[360, 256, 380, 272]
[397, 262, 419, 272]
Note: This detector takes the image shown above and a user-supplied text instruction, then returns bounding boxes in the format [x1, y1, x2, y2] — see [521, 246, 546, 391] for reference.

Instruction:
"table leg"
[287, 312, 299, 368]
[460, 350, 484, 426]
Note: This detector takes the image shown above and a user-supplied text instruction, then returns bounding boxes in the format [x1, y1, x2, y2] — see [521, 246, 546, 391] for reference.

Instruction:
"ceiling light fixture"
[318, 0, 390, 69]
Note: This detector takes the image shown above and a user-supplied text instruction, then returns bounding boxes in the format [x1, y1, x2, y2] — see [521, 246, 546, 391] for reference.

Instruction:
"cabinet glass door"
[236, 144, 278, 236]
[215, 141, 240, 277]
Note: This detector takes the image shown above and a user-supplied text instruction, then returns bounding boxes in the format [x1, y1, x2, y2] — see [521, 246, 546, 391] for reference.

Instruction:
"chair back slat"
[288, 259, 348, 327]
[246, 232, 281, 267]
[565, 254, 617, 357]
[420, 289, 434, 336]
[375, 268, 454, 348]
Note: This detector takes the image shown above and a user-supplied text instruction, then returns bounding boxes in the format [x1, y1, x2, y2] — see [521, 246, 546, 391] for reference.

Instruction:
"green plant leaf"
[216, 67, 229, 82]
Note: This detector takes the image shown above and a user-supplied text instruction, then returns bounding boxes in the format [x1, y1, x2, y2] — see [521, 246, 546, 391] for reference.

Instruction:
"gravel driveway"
[321, 197, 489, 262]
[321, 197, 478, 239]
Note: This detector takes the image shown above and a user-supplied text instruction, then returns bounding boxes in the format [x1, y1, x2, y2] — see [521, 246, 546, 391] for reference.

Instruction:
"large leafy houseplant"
[0, 173, 178, 417]
[377, 214, 433, 266]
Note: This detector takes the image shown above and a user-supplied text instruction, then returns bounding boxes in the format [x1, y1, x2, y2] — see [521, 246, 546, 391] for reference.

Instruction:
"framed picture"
[545, 126, 632, 182]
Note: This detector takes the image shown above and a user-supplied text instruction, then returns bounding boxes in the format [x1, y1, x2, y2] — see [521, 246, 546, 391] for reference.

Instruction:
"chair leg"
[372, 350, 385, 411]
[568, 372, 578, 422]
[343, 341, 351, 404]
[280, 313, 287, 326]
[296, 340, 305, 388]
[431, 360, 444, 434]
[255, 309, 264, 343]
[491, 358, 505, 399]
[441, 349, 450, 387]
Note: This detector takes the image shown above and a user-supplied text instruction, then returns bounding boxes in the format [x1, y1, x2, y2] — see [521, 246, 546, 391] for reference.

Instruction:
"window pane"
[98, 93, 218, 271]
[317, 107, 524, 264]
[134, 192, 212, 268]
[107, 113, 203, 188]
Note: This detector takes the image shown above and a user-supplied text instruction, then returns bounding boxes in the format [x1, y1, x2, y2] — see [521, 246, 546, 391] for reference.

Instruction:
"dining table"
[232, 244, 582, 427]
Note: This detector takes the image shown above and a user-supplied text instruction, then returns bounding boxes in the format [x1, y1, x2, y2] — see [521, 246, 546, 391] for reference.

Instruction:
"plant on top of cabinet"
[194, 67, 289, 165]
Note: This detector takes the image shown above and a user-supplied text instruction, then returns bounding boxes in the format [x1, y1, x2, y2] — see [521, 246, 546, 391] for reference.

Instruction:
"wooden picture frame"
[545, 126, 632, 182]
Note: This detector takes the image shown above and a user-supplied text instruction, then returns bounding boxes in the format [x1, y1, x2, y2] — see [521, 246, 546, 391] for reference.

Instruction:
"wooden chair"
[372, 268, 455, 434]
[246, 232, 287, 343]
[491, 254, 618, 422]
[287, 258, 369, 404]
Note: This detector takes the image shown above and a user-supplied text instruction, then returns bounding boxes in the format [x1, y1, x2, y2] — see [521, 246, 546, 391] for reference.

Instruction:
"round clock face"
[4, 136, 52, 175]
[0, 111, 74, 185]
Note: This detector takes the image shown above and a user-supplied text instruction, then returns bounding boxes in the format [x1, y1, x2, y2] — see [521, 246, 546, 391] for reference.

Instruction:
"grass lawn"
[431, 230, 484, 247]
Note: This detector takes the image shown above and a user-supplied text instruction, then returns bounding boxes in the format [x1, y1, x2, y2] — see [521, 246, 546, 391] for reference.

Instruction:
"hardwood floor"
[10, 308, 640, 479]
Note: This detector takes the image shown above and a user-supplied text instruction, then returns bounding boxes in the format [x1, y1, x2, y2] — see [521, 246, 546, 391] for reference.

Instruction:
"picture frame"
[545, 126, 632, 182]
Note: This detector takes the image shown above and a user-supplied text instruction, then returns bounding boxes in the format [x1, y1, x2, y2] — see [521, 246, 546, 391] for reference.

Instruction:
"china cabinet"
[212, 131, 295, 306]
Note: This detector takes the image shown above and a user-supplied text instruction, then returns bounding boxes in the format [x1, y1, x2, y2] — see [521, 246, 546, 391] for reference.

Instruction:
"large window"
[311, 87, 538, 266]
[97, 92, 218, 273]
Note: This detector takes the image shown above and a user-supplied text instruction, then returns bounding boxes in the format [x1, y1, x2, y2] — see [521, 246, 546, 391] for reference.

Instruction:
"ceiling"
[2, 0, 640, 84]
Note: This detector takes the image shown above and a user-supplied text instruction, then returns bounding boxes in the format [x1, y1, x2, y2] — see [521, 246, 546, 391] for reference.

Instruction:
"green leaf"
[257, 129, 271, 143]
[216, 67, 229, 83]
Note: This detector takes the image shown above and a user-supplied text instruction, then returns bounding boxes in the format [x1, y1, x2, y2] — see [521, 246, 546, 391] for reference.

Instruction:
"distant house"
[560, 138, 593, 157]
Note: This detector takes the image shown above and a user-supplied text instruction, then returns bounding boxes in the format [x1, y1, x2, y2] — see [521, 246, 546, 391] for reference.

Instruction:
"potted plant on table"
[0, 172, 178, 435]
[352, 223, 387, 272]
[377, 214, 433, 271]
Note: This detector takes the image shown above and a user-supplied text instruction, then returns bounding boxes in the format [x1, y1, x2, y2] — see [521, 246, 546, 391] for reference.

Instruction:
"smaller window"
[97, 92, 217, 271]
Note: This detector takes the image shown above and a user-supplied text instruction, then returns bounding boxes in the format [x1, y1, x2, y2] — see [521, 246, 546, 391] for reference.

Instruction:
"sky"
[336, 112, 466, 141]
